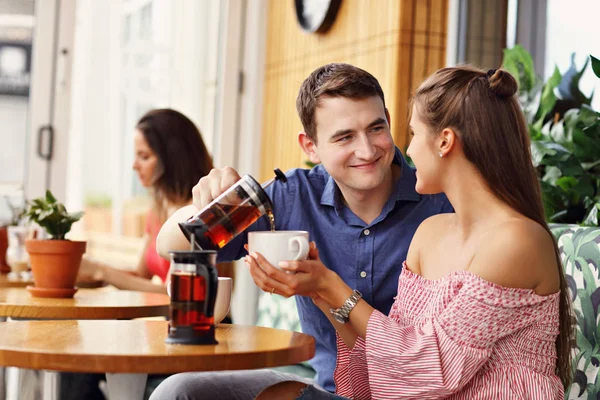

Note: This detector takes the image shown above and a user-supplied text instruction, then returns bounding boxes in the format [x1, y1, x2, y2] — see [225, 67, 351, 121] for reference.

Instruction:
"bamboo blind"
[260, 0, 449, 180]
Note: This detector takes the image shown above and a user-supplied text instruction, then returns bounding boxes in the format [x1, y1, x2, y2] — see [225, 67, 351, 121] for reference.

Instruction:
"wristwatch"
[330, 290, 362, 324]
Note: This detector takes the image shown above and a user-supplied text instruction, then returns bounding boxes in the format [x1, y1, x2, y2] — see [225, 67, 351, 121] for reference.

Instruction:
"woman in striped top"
[247, 65, 573, 399]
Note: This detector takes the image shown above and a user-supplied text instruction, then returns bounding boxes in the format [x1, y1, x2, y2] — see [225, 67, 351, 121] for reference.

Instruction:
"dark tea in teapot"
[166, 250, 218, 345]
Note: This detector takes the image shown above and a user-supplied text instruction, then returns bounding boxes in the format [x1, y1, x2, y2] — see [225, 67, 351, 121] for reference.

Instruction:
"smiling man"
[151, 63, 453, 400]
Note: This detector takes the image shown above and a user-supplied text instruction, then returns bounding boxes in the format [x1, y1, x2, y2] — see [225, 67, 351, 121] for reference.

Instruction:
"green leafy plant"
[503, 45, 600, 226]
[25, 190, 84, 240]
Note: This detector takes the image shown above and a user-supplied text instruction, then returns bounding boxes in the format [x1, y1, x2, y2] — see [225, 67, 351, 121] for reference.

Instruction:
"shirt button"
[360, 271, 367, 278]
[363, 229, 370, 236]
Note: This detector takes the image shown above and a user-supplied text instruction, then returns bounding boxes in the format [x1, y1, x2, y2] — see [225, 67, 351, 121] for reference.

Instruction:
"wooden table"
[0, 274, 105, 289]
[0, 288, 170, 400]
[0, 320, 316, 400]
[0, 288, 169, 320]
[0, 275, 29, 289]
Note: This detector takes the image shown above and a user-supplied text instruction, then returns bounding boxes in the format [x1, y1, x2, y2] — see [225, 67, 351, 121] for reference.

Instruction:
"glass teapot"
[166, 250, 219, 345]
[178, 169, 286, 251]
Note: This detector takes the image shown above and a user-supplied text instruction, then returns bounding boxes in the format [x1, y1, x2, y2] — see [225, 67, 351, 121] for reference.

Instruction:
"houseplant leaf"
[25, 190, 84, 240]
[590, 55, 600, 79]
[533, 66, 561, 130]
[502, 45, 537, 92]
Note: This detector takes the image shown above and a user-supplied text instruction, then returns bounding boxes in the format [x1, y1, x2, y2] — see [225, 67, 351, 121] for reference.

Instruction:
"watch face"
[294, 0, 342, 34]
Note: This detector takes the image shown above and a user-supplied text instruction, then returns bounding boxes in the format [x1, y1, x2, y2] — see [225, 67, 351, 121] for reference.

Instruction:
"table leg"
[41, 371, 59, 400]
[16, 369, 41, 400]
[0, 317, 5, 400]
[106, 373, 147, 400]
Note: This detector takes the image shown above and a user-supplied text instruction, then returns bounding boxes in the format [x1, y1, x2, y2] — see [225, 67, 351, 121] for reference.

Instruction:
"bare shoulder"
[469, 218, 559, 294]
[406, 214, 455, 272]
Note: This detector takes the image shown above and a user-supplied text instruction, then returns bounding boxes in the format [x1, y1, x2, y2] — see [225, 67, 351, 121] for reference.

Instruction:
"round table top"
[0, 288, 169, 319]
[0, 273, 105, 289]
[0, 320, 316, 374]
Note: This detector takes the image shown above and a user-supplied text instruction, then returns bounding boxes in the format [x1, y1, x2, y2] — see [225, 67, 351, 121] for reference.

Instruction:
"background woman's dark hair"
[413, 65, 573, 387]
[136, 108, 213, 218]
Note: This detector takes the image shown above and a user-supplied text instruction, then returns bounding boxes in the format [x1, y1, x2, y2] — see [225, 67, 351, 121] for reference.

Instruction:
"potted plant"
[24, 190, 85, 298]
[502, 46, 600, 226]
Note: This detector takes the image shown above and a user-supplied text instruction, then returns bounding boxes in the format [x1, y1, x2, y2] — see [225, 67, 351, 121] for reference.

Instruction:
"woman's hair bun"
[487, 68, 518, 98]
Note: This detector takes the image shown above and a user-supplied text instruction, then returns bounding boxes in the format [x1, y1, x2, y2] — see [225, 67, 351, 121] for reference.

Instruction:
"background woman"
[79, 108, 218, 293]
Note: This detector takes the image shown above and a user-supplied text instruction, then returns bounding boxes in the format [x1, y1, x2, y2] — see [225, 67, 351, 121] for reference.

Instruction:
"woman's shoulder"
[414, 213, 455, 238]
[405, 214, 455, 270]
[469, 218, 559, 295]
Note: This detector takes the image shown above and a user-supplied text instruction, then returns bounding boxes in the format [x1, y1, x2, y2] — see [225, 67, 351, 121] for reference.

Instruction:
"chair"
[552, 225, 600, 399]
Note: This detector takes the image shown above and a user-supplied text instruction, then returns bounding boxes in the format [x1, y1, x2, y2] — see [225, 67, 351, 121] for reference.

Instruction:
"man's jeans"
[149, 369, 321, 400]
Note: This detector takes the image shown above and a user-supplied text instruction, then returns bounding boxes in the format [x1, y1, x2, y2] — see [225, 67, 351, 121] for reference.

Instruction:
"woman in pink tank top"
[246, 66, 573, 399]
[79, 108, 213, 293]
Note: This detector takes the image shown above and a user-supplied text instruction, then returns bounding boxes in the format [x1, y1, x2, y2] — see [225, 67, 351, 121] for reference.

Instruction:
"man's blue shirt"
[218, 147, 453, 392]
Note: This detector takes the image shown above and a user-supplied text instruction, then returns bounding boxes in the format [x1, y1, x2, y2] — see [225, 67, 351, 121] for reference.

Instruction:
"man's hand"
[192, 167, 241, 210]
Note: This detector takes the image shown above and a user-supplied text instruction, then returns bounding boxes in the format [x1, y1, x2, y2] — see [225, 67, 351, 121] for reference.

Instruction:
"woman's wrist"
[93, 263, 107, 282]
[319, 270, 353, 309]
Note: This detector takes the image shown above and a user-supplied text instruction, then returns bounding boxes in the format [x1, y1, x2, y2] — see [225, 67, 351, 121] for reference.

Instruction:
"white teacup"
[248, 230, 309, 270]
[214, 277, 232, 324]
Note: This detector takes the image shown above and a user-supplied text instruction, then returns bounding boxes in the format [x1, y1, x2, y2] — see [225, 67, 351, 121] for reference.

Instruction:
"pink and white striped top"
[334, 262, 563, 399]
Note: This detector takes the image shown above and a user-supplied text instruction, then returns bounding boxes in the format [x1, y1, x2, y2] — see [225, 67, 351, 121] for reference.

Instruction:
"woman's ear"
[438, 128, 457, 157]
[298, 132, 321, 164]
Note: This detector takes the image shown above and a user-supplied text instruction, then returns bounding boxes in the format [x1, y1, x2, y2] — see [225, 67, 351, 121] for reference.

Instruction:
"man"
[151, 63, 452, 399]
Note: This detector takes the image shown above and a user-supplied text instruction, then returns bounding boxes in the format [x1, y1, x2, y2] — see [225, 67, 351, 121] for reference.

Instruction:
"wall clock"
[294, 0, 342, 34]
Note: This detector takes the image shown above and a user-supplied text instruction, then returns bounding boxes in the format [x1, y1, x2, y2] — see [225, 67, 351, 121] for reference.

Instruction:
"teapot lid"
[169, 250, 217, 265]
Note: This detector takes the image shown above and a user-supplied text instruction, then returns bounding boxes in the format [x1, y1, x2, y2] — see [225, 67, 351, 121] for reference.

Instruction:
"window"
[69, 0, 224, 237]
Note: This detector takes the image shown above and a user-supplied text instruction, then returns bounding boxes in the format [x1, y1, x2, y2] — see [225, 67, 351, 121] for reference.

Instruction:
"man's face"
[307, 96, 395, 194]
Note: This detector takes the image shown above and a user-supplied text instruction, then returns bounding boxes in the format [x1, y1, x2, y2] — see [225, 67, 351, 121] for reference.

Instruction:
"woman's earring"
[438, 152, 443, 158]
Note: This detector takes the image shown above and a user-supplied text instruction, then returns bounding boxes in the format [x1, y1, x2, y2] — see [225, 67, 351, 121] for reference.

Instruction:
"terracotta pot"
[0, 226, 9, 274]
[25, 240, 86, 297]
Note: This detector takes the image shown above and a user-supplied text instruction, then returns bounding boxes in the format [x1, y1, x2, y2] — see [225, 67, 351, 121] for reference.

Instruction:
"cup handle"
[289, 236, 309, 260]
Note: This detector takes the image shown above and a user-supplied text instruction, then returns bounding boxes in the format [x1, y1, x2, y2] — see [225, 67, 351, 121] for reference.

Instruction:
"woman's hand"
[77, 255, 105, 282]
[245, 242, 342, 301]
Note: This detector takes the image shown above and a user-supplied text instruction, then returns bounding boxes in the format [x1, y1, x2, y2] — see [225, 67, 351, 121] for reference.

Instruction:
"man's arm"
[157, 167, 243, 258]
[156, 204, 197, 258]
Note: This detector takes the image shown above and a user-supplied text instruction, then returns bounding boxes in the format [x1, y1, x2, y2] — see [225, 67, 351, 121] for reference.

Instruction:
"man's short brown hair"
[296, 63, 386, 143]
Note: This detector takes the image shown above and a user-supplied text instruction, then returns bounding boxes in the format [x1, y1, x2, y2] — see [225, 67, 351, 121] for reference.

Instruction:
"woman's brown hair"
[136, 108, 213, 221]
[413, 65, 573, 387]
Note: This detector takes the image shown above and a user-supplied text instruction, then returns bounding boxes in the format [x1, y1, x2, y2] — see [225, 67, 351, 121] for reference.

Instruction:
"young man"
[151, 63, 452, 399]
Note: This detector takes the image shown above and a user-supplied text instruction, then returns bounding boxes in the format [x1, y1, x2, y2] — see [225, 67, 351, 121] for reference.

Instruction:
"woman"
[79, 108, 215, 293]
[246, 66, 572, 399]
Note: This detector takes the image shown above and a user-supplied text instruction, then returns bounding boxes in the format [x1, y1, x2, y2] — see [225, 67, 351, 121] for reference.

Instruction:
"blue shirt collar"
[320, 147, 420, 210]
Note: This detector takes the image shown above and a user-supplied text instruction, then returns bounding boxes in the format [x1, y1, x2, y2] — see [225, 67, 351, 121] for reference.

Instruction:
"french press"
[165, 250, 219, 345]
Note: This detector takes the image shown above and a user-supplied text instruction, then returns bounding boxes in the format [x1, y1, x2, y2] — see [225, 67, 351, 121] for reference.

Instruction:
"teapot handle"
[201, 264, 219, 319]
